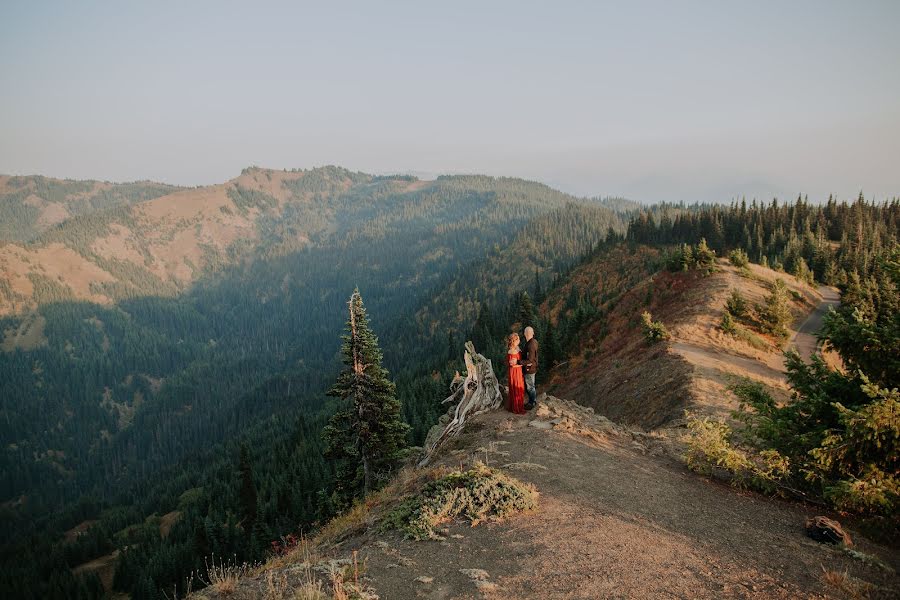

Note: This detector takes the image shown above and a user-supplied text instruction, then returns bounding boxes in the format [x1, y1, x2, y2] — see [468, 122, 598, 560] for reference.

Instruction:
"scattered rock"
[450, 534, 465, 539]
[474, 580, 498, 591]
[460, 568, 490, 581]
[805, 516, 852, 546]
[415, 575, 434, 584]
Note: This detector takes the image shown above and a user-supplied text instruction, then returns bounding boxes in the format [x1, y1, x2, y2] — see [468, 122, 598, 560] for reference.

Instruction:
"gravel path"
[789, 286, 841, 361]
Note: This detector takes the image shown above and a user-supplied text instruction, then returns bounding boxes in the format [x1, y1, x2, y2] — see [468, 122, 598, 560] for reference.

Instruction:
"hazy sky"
[2, 1, 899, 203]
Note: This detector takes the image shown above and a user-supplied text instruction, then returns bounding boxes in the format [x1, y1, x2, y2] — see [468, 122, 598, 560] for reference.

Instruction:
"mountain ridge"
[186, 255, 898, 598]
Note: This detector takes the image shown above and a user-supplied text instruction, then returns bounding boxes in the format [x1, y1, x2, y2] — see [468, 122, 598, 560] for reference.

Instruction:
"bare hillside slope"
[547, 254, 822, 428]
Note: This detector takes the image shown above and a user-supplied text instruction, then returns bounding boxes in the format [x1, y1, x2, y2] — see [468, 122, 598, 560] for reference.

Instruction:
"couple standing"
[507, 326, 538, 415]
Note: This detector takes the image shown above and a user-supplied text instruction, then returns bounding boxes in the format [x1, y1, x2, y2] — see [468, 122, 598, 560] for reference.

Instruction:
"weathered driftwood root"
[419, 341, 502, 466]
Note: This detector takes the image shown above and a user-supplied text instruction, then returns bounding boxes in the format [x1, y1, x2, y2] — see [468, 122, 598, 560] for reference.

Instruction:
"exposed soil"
[550, 259, 825, 428]
[790, 286, 841, 361]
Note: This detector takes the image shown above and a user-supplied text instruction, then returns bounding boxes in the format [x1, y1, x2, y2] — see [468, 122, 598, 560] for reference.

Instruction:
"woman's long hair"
[507, 333, 520, 351]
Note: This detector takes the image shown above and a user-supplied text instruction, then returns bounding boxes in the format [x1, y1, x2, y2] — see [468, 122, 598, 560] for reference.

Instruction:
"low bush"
[684, 414, 790, 495]
[725, 289, 748, 318]
[641, 311, 670, 343]
[381, 463, 537, 540]
[728, 248, 749, 268]
[720, 312, 736, 334]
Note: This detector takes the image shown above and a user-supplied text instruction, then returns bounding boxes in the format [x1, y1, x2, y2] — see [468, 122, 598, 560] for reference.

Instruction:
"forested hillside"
[0, 175, 183, 243]
[3, 176, 895, 599]
[626, 194, 899, 282]
[0, 168, 629, 599]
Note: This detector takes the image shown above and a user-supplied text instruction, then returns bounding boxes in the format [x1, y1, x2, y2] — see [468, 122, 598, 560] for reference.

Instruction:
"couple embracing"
[506, 326, 538, 415]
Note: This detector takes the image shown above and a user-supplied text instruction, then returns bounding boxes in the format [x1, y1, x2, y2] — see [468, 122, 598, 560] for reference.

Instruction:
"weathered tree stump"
[805, 516, 852, 546]
[419, 341, 502, 466]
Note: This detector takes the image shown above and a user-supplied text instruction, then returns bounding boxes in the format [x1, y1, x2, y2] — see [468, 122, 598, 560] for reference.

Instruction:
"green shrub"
[641, 311, 670, 343]
[720, 312, 736, 334]
[731, 360, 899, 515]
[684, 415, 790, 494]
[729, 248, 750, 268]
[381, 463, 537, 540]
[666, 239, 717, 274]
[757, 278, 792, 338]
[725, 289, 748, 318]
[694, 238, 717, 273]
[808, 380, 900, 514]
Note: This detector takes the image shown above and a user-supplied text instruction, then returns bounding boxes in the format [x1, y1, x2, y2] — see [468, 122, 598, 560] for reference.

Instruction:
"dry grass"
[327, 552, 376, 600]
[268, 466, 447, 568]
[203, 555, 256, 596]
[263, 568, 326, 600]
[821, 567, 875, 600]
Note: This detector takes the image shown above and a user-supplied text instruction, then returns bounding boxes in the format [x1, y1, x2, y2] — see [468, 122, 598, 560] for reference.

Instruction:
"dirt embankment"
[549, 258, 822, 428]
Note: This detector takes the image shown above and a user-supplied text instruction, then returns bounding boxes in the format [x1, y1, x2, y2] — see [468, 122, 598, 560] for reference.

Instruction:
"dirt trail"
[789, 286, 840, 361]
[332, 400, 897, 599]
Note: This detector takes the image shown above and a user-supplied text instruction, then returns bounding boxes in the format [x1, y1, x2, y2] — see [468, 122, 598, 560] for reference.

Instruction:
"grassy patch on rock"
[381, 463, 537, 540]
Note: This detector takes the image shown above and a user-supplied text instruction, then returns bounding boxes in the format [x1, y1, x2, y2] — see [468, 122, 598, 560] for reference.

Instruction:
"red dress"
[507, 351, 526, 415]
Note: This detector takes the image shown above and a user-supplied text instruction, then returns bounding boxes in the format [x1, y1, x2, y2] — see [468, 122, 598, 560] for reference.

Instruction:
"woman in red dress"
[506, 333, 526, 415]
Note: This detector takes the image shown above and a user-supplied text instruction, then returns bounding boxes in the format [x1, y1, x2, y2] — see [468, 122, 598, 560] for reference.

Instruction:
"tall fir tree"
[323, 289, 409, 505]
[517, 291, 535, 327]
[237, 443, 257, 530]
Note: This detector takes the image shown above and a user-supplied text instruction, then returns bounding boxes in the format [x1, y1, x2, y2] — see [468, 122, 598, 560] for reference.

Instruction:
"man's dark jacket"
[522, 337, 539, 374]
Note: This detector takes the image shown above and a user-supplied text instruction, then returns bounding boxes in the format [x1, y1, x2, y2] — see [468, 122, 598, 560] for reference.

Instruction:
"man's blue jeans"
[524, 373, 536, 405]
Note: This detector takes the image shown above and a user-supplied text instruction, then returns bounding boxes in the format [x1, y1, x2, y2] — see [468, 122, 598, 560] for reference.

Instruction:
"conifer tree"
[758, 278, 792, 338]
[237, 444, 257, 530]
[323, 289, 409, 504]
[517, 291, 535, 327]
[533, 270, 545, 304]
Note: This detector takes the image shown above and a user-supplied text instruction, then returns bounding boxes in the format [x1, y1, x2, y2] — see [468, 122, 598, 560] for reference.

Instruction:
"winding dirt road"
[789, 286, 841, 361]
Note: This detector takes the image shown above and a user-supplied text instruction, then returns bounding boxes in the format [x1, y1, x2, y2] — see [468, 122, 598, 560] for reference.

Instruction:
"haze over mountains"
[2, 161, 898, 599]
[0, 165, 627, 513]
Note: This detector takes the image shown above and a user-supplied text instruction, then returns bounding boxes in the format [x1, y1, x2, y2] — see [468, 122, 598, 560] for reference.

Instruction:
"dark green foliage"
[757, 278, 792, 338]
[516, 291, 535, 327]
[725, 289, 748, 318]
[720, 311, 736, 334]
[728, 248, 750, 268]
[641, 311, 670, 343]
[665, 238, 716, 274]
[732, 244, 900, 514]
[821, 248, 900, 389]
[629, 194, 900, 285]
[238, 444, 257, 529]
[323, 291, 409, 505]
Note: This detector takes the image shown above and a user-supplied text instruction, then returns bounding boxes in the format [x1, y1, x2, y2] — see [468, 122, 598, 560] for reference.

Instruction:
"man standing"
[521, 326, 539, 410]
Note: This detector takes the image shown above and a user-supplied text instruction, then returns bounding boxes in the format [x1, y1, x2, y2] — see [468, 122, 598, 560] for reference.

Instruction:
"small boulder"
[460, 568, 490, 581]
[806, 516, 852, 546]
[528, 420, 553, 430]
[415, 576, 434, 584]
